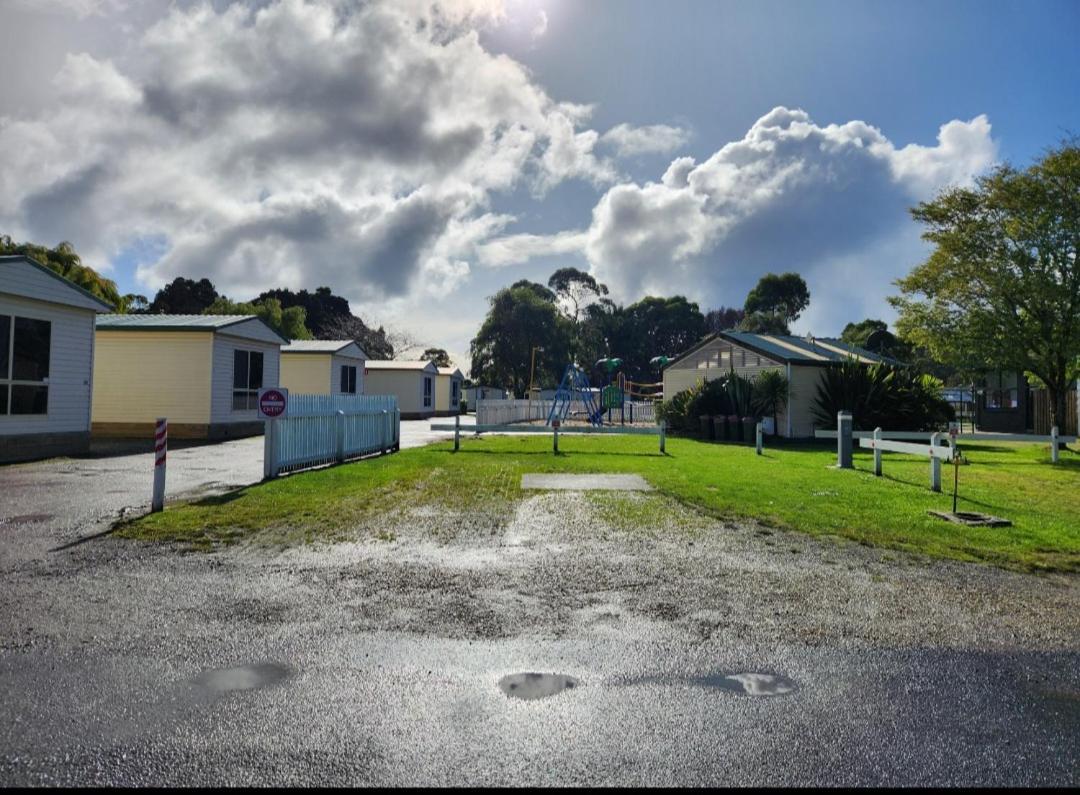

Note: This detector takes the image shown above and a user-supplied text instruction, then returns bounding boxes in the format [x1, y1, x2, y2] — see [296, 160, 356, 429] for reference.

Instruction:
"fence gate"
[265, 394, 399, 477]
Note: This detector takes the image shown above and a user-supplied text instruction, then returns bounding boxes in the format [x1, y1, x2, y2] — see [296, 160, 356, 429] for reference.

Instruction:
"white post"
[930, 432, 942, 492]
[381, 410, 388, 454]
[152, 417, 167, 512]
[1051, 425, 1059, 463]
[755, 421, 763, 455]
[660, 419, 667, 454]
[336, 409, 346, 462]
[837, 411, 853, 469]
[873, 427, 882, 477]
[263, 418, 279, 479]
[454, 414, 460, 452]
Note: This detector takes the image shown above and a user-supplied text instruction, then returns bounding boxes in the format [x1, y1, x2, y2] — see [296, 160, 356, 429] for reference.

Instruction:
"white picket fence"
[266, 394, 399, 476]
[475, 398, 658, 425]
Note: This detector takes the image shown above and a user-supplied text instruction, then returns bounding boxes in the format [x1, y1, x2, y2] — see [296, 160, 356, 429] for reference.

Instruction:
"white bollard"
[152, 417, 167, 512]
[873, 427, 882, 476]
[755, 421, 763, 455]
[929, 432, 942, 492]
[1051, 425, 1059, 463]
[454, 414, 460, 452]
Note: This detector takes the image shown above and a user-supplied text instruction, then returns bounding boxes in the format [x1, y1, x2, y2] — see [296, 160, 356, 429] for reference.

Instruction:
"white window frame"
[0, 313, 51, 417]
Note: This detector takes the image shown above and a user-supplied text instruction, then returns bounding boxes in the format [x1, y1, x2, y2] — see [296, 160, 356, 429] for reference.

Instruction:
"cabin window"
[232, 349, 264, 410]
[0, 315, 51, 416]
[451, 379, 460, 404]
[423, 376, 433, 407]
[985, 371, 1019, 410]
[341, 365, 357, 394]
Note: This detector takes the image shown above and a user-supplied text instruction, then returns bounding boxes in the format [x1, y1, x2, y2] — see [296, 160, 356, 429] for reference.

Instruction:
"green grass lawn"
[119, 434, 1080, 572]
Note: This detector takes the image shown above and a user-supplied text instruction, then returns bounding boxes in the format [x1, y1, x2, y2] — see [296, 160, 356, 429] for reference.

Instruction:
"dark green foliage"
[423, 348, 452, 367]
[743, 272, 810, 326]
[256, 286, 393, 359]
[751, 369, 790, 432]
[658, 372, 762, 432]
[149, 276, 220, 314]
[1, 236, 124, 309]
[811, 358, 955, 431]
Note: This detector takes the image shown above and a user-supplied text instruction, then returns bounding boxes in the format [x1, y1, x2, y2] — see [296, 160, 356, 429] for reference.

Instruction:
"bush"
[658, 372, 763, 433]
[811, 357, 954, 431]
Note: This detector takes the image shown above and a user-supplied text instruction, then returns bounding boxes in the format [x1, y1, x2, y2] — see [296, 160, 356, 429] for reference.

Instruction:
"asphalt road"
[1, 432, 1077, 786]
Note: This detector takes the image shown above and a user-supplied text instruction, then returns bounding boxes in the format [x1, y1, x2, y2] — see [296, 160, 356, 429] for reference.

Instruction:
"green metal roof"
[96, 314, 258, 330]
[668, 331, 898, 368]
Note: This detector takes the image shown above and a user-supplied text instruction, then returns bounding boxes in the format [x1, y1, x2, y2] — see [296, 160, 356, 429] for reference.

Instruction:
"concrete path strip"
[520, 473, 653, 491]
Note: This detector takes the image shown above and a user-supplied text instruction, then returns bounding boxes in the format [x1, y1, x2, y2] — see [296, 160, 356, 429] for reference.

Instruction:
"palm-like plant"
[752, 369, 790, 434]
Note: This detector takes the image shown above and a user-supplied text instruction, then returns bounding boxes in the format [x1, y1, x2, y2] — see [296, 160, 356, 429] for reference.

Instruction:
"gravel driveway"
[1, 459, 1077, 786]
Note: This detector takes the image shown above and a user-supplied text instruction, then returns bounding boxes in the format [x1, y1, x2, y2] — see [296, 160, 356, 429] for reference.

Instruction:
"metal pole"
[1051, 425, 1059, 463]
[553, 423, 559, 454]
[952, 449, 960, 514]
[755, 421, 763, 455]
[837, 411, 853, 469]
[152, 417, 167, 512]
[454, 414, 460, 452]
[381, 409, 388, 454]
[336, 409, 346, 462]
[659, 420, 666, 454]
[930, 432, 942, 492]
[873, 427, 882, 476]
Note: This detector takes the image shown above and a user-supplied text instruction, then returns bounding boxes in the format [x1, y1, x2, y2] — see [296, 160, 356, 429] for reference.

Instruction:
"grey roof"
[670, 331, 896, 368]
[282, 339, 366, 356]
[96, 313, 289, 343]
[0, 254, 114, 311]
[437, 366, 463, 378]
[365, 359, 438, 372]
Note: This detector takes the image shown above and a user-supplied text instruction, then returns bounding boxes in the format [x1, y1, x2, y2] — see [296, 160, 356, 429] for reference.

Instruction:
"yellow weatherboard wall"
[280, 353, 331, 394]
[92, 331, 214, 425]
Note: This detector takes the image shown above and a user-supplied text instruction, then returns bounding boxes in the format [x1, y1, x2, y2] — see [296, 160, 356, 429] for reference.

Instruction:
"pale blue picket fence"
[266, 394, 400, 476]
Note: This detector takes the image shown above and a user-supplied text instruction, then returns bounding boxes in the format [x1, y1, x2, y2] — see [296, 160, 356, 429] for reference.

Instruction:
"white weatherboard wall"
[210, 330, 282, 425]
[0, 293, 97, 436]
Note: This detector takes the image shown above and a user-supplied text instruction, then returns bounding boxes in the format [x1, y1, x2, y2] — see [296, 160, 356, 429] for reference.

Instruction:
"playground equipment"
[546, 363, 605, 426]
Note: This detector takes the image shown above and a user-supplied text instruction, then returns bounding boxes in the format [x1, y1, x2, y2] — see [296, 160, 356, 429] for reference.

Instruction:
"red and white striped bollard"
[152, 417, 167, 512]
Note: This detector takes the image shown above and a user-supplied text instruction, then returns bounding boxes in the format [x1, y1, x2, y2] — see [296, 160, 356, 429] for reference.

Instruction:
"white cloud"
[600, 123, 691, 157]
[578, 106, 997, 333]
[0, 0, 625, 305]
[7, 0, 129, 18]
[475, 229, 587, 267]
[531, 9, 548, 39]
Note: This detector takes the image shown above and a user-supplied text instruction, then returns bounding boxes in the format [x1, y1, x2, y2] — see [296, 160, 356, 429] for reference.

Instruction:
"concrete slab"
[520, 473, 653, 491]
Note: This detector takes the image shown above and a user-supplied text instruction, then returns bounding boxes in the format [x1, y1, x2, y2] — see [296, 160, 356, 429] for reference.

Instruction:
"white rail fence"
[476, 398, 658, 425]
[266, 394, 399, 477]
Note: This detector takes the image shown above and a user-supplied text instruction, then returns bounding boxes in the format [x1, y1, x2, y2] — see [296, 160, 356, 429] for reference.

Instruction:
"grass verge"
[117, 434, 1080, 572]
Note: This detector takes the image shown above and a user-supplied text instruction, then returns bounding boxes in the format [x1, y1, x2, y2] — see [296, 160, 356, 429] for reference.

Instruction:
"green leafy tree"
[547, 267, 609, 323]
[150, 276, 220, 314]
[470, 284, 570, 396]
[840, 318, 913, 361]
[738, 310, 792, 335]
[705, 305, 745, 333]
[617, 295, 707, 382]
[204, 296, 311, 341]
[890, 142, 1080, 429]
[743, 272, 810, 330]
[422, 347, 452, 368]
[1, 236, 123, 309]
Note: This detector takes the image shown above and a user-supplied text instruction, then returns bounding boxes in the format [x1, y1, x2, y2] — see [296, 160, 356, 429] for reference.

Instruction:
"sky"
[1, 0, 1078, 369]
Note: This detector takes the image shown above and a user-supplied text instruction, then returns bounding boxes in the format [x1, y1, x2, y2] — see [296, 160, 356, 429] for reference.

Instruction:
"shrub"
[811, 357, 954, 431]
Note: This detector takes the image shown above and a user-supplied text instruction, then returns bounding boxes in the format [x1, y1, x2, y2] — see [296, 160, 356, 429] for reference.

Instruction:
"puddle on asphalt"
[193, 662, 293, 692]
[498, 672, 579, 701]
[694, 672, 798, 696]
[0, 513, 54, 525]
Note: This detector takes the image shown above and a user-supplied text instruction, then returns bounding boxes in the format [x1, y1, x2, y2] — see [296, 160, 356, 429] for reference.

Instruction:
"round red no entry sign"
[259, 389, 288, 418]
